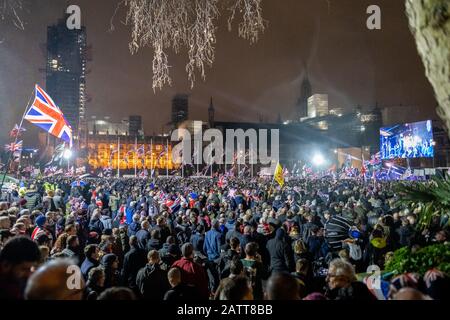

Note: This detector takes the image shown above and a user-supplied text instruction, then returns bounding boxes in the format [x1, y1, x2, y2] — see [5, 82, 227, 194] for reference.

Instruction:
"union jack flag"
[4, 140, 23, 152]
[24, 85, 73, 147]
[218, 175, 228, 188]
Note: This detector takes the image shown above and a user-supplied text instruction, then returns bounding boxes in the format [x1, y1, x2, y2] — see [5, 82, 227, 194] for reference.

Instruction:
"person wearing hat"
[160, 243, 181, 270]
[31, 215, 53, 246]
[172, 243, 209, 299]
[101, 253, 120, 289]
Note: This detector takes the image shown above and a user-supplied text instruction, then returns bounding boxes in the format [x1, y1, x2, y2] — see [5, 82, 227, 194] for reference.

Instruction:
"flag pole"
[150, 138, 153, 179]
[0, 89, 34, 193]
[117, 135, 121, 178]
[166, 138, 169, 178]
[134, 136, 138, 178]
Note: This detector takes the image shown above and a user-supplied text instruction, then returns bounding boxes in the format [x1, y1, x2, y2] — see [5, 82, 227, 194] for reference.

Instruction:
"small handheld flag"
[4, 141, 23, 153]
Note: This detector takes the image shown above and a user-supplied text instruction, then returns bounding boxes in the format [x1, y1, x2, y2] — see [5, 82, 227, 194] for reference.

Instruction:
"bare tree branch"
[123, 0, 267, 91]
[0, 0, 25, 30]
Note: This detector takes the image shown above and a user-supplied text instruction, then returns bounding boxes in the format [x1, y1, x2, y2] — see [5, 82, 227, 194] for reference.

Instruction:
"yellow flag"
[274, 162, 285, 187]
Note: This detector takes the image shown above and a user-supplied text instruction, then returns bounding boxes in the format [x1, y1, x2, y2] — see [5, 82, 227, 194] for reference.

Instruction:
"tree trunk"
[406, 0, 450, 136]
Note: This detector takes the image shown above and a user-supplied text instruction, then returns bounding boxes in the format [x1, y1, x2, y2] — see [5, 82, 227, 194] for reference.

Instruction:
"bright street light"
[312, 153, 325, 166]
[63, 149, 73, 160]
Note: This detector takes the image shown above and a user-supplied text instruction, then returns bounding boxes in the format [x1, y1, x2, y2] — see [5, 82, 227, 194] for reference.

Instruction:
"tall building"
[172, 94, 189, 128]
[296, 72, 312, 120]
[46, 14, 87, 143]
[308, 94, 329, 118]
[129, 115, 143, 137]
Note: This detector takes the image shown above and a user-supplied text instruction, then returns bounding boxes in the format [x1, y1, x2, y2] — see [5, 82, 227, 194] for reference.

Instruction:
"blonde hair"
[329, 258, 356, 282]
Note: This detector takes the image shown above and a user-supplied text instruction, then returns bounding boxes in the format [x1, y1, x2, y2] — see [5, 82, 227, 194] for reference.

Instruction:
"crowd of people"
[0, 176, 448, 300]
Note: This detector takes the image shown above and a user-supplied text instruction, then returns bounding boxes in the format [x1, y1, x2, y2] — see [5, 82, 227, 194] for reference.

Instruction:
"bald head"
[168, 268, 181, 287]
[393, 288, 431, 300]
[25, 259, 85, 300]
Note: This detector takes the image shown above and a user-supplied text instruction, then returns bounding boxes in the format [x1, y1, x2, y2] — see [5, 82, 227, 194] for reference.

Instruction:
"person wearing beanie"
[101, 253, 120, 289]
[31, 215, 53, 246]
[172, 243, 209, 299]
[159, 236, 180, 266]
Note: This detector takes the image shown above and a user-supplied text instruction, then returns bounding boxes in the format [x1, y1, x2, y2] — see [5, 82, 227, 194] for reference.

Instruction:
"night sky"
[0, 0, 438, 145]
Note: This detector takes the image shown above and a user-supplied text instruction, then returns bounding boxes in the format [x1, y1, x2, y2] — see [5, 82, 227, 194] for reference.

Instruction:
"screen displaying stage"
[380, 120, 434, 160]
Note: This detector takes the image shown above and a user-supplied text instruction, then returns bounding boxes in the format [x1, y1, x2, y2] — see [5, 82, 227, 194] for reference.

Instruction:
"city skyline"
[0, 0, 439, 146]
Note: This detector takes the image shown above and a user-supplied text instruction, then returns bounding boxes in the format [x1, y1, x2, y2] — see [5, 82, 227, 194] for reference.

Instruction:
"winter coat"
[136, 264, 170, 300]
[121, 245, 147, 289]
[81, 257, 99, 280]
[146, 238, 162, 252]
[190, 232, 205, 254]
[172, 257, 209, 299]
[164, 283, 203, 301]
[217, 249, 240, 279]
[127, 222, 141, 237]
[266, 229, 295, 273]
[204, 228, 223, 261]
[135, 229, 151, 250]
[89, 218, 104, 234]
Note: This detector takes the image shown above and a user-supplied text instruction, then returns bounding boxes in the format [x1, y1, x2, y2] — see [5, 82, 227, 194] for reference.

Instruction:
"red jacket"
[172, 257, 209, 299]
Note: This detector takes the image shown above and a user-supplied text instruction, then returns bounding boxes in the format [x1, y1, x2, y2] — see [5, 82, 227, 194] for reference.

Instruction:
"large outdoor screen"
[380, 120, 434, 160]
